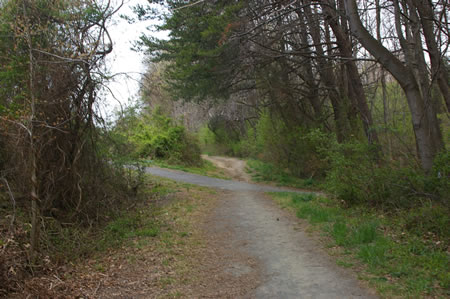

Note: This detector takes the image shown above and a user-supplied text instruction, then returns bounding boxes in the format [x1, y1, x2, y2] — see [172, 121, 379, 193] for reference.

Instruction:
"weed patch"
[268, 192, 450, 298]
[2, 174, 222, 297]
[247, 159, 320, 189]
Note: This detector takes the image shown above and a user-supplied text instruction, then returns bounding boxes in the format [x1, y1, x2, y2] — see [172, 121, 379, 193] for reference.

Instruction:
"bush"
[429, 150, 450, 201]
[325, 142, 449, 209]
[112, 106, 202, 166]
[197, 117, 249, 157]
[325, 141, 377, 205]
[197, 125, 217, 155]
[405, 204, 450, 240]
[324, 142, 450, 241]
[197, 109, 334, 180]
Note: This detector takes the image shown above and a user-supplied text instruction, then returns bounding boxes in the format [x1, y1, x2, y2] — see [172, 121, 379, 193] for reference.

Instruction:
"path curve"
[144, 161, 377, 298]
[145, 166, 308, 193]
[201, 155, 252, 182]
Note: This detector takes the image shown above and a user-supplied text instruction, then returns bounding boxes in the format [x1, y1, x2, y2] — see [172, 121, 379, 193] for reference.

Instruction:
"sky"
[98, 0, 168, 120]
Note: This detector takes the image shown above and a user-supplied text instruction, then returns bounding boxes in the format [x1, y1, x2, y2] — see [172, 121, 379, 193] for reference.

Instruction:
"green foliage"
[111, 106, 201, 166]
[139, 1, 243, 101]
[325, 141, 379, 205]
[197, 119, 247, 157]
[296, 204, 337, 223]
[323, 141, 450, 243]
[331, 220, 350, 246]
[197, 125, 216, 155]
[325, 141, 449, 210]
[246, 159, 318, 189]
[269, 192, 450, 297]
[291, 193, 316, 203]
[430, 150, 450, 196]
[351, 222, 379, 245]
[98, 215, 160, 250]
[199, 109, 333, 181]
[404, 204, 450, 240]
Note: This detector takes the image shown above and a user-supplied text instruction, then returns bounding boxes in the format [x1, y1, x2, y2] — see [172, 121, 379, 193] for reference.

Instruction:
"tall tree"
[321, 0, 380, 146]
[344, 0, 445, 171]
[413, 0, 450, 112]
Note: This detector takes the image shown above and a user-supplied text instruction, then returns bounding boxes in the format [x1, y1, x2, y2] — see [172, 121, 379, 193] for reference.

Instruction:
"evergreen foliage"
[139, 0, 242, 101]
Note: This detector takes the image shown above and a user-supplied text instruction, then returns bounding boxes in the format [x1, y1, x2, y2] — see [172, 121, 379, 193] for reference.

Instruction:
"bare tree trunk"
[298, 11, 323, 120]
[23, 0, 40, 256]
[322, 0, 380, 146]
[344, 0, 444, 171]
[376, 0, 392, 159]
[414, 0, 450, 112]
[301, 1, 349, 142]
[405, 0, 444, 153]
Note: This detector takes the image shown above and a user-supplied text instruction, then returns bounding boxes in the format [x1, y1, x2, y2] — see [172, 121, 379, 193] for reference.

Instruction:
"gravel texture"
[146, 157, 378, 298]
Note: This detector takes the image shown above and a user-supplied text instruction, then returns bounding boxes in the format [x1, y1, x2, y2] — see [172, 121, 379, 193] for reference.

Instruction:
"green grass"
[40, 175, 186, 262]
[268, 192, 450, 298]
[92, 209, 162, 252]
[246, 159, 320, 189]
[336, 259, 354, 268]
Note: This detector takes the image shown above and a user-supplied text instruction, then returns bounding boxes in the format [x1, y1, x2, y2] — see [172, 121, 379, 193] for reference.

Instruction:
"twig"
[32, 49, 89, 64]
[93, 281, 102, 296]
[0, 117, 32, 138]
[173, 0, 206, 11]
[1, 177, 16, 232]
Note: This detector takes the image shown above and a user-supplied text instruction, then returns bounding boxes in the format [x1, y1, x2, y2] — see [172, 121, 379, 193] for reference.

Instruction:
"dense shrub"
[241, 112, 334, 178]
[197, 115, 246, 157]
[325, 141, 449, 210]
[112, 106, 202, 166]
[198, 110, 333, 179]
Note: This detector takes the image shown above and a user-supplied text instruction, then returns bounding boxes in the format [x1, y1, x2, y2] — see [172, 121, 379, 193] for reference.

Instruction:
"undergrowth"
[246, 159, 320, 190]
[269, 192, 450, 298]
[0, 174, 180, 296]
[111, 105, 202, 167]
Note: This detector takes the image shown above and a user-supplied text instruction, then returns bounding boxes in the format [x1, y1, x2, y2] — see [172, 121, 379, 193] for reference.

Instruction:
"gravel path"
[145, 158, 377, 298]
[145, 166, 308, 193]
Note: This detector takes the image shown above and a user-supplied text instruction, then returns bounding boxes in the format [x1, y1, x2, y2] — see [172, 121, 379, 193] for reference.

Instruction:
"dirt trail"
[145, 157, 378, 298]
[201, 155, 251, 182]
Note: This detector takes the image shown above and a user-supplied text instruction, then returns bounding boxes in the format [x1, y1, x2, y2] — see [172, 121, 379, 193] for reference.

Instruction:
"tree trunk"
[322, 0, 380, 146]
[298, 11, 323, 121]
[414, 0, 450, 112]
[406, 1, 444, 154]
[376, 0, 392, 159]
[301, 1, 350, 142]
[344, 0, 444, 171]
[24, 0, 40, 256]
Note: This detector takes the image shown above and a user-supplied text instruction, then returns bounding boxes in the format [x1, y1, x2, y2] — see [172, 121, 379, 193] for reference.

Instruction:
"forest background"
[125, 0, 449, 222]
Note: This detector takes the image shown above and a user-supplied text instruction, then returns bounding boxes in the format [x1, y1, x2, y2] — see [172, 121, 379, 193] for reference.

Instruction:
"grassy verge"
[39, 175, 182, 262]
[268, 192, 449, 298]
[246, 159, 321, 189]
[2, 174, 219, 297]
[140, 158, 230, 180]
[69, 175, 219, 297]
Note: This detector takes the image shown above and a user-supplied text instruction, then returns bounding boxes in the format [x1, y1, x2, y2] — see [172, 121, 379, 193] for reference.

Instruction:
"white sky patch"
[98, 0, 168, 121]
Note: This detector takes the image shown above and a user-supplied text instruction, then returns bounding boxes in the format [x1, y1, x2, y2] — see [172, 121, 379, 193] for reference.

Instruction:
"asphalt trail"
[145, 164, 377, 298]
